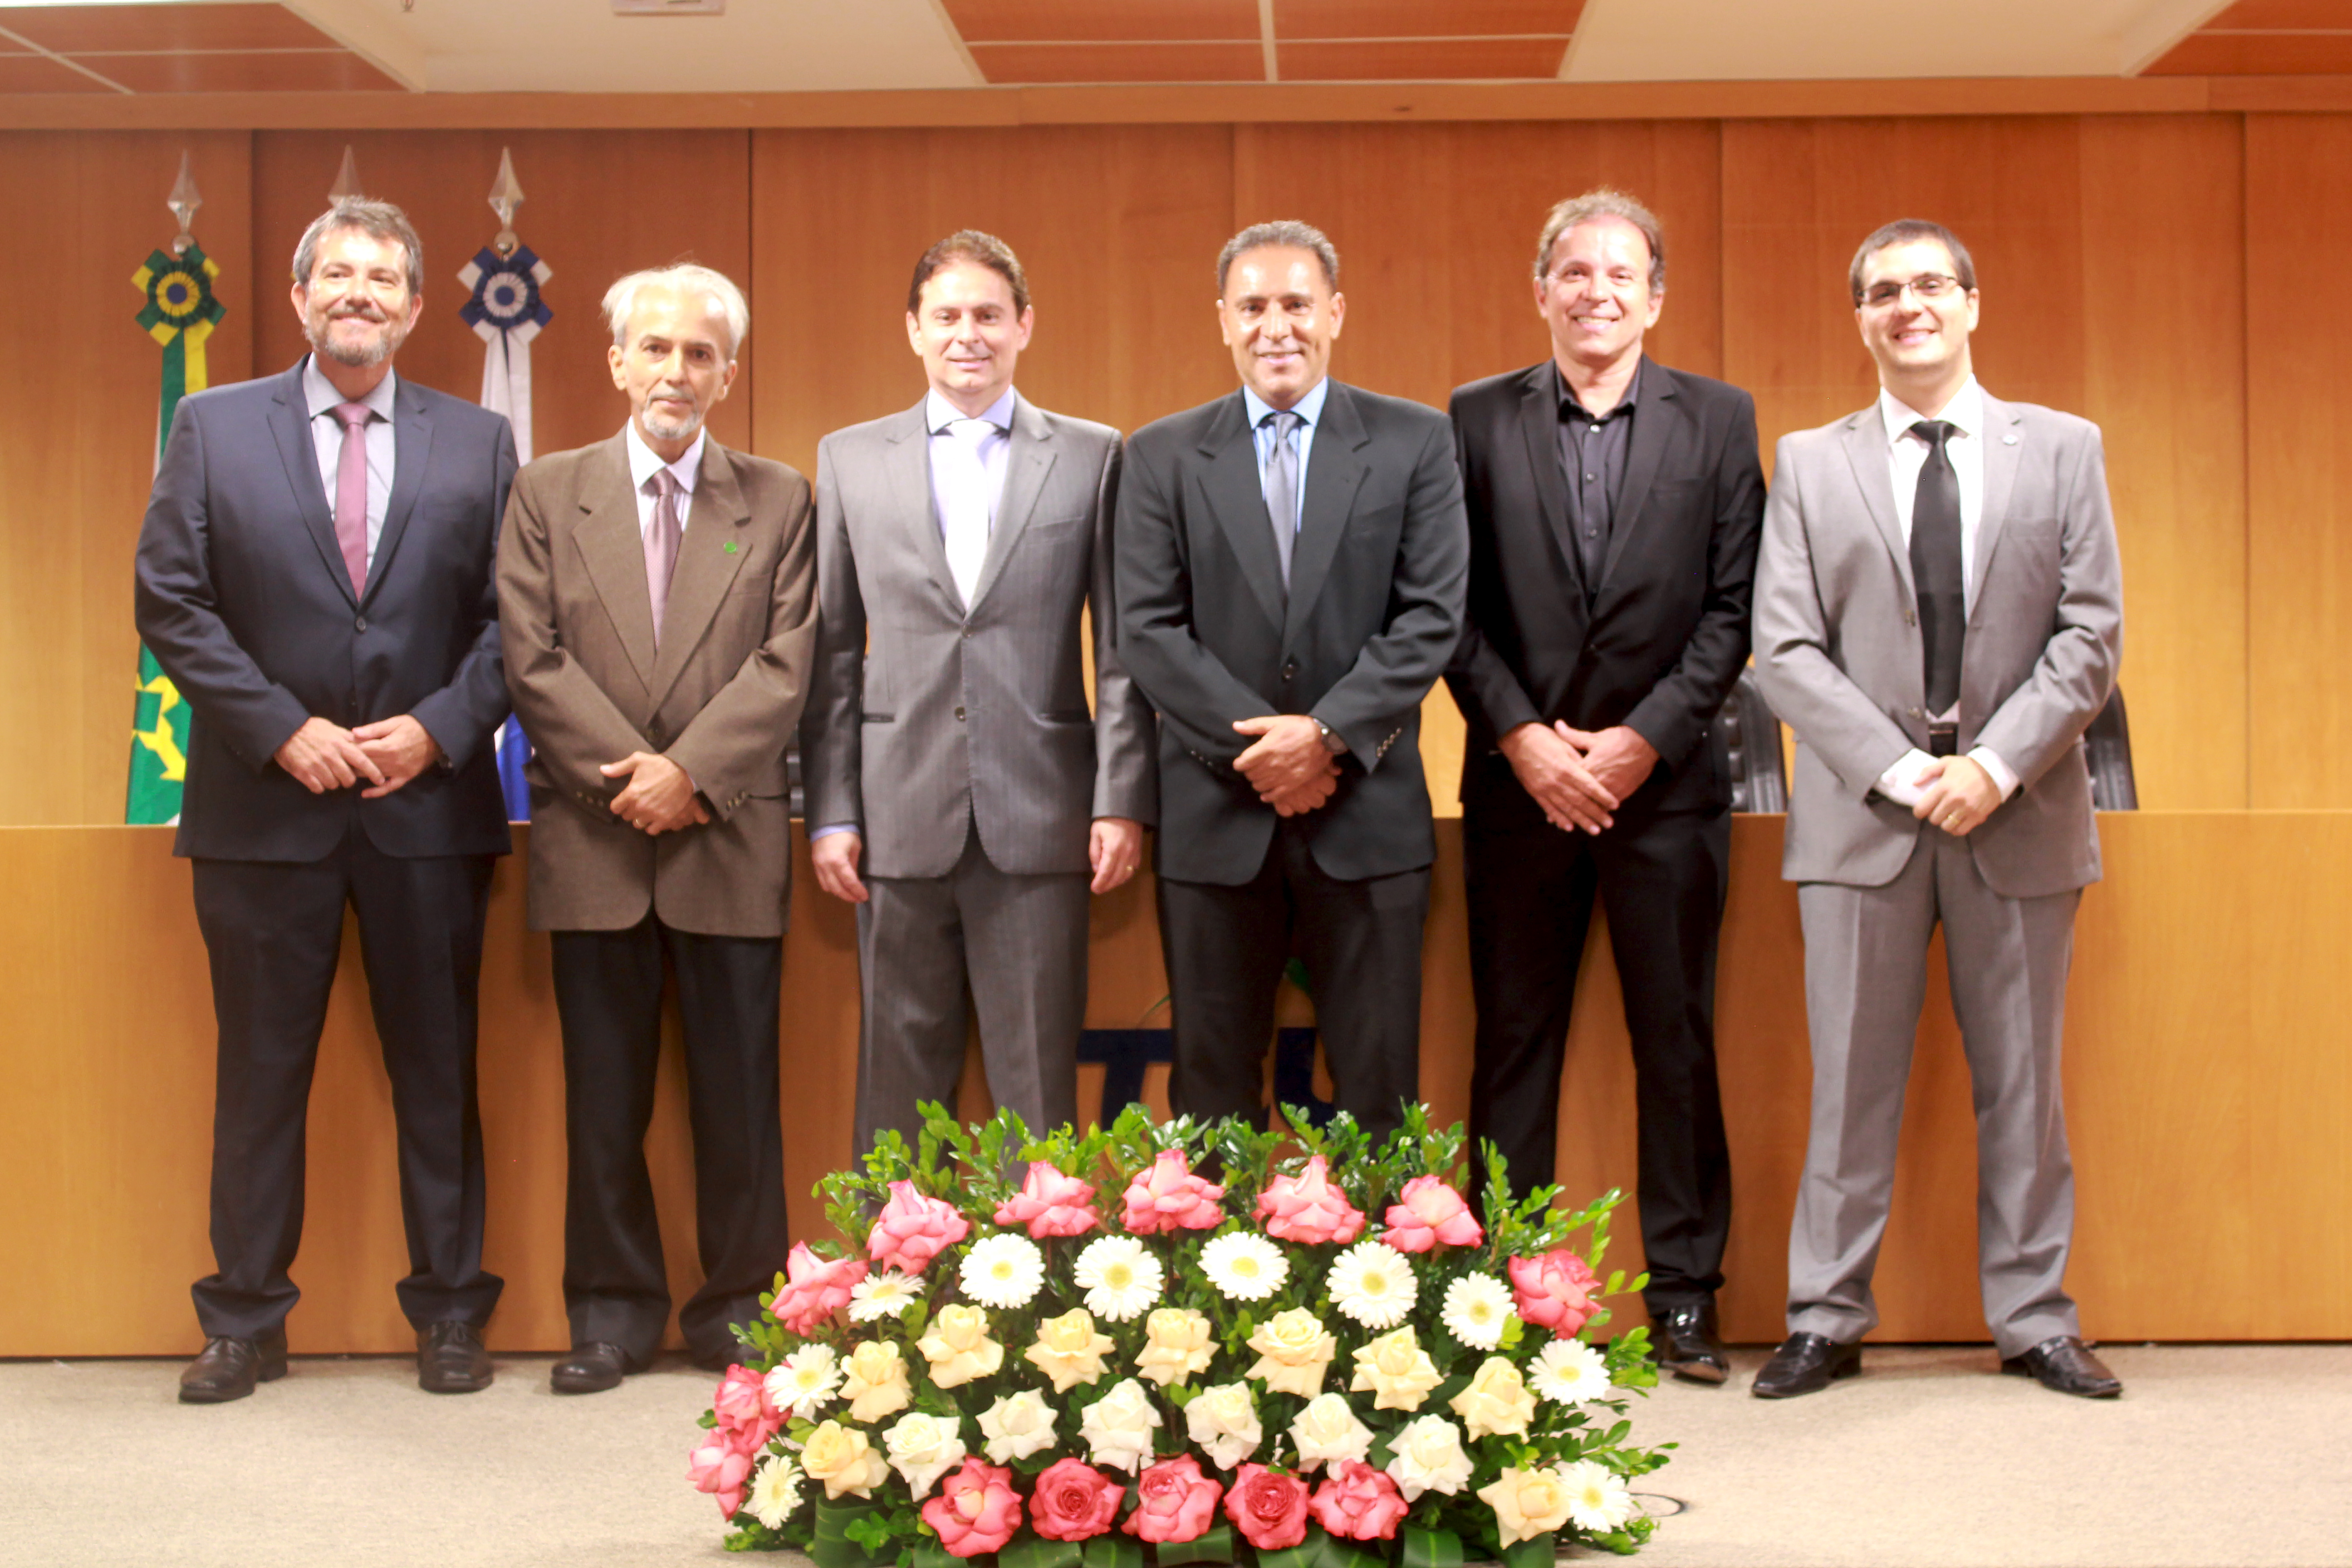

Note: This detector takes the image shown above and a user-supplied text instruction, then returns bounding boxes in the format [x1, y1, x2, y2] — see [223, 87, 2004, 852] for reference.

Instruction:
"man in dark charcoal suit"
[1116, 220, 1468, 1147]
[135, 197, 515, 1402]
[1446, 189, 1764, 1384]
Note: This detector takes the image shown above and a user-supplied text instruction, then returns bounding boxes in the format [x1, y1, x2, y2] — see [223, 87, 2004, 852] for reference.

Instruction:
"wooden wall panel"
[2246, 113, 2352, 807]
[250, 130, 755, 462]
[0, 131, 254, 828]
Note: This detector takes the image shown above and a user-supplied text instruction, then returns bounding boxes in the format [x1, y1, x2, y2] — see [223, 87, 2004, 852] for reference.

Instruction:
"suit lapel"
[966, 396, 1055, 616]
[1198, 392, 1288, 637]
[362, 377, 432, 608]
[574, 433, 659, 694]
[1282, 382, 1368, 650]
[1596, 364, 1676, 593]
[645, 438, 755, 710]
[885, 402, 965, 615]
[1515, 365, 1585, 593]
[265, 362, 356, 608]
[1839, 409, 1915, 602]
[1970, 393, 2023, 627]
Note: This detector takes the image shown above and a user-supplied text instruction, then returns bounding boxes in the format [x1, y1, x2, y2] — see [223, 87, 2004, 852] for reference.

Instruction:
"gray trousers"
[1788, 830, 2084, 1358]
[853, 829, 1089, 1150]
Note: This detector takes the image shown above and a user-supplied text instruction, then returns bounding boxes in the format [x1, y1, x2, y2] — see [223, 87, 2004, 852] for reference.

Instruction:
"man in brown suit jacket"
[499, 264, 817, 1392]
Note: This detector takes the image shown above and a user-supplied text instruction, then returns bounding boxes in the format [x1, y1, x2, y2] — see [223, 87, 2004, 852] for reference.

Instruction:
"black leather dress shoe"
[1751, 1332, 1863, 1399]
[2002, 1335, 2122, 1398]
[691, 1347, 738, 1375]
[178, 1330, 289, 1404]
[551, 1341, 635, 1394]
[416, 1320, 493, 1394]
[1652, 1302, 1730, 1385]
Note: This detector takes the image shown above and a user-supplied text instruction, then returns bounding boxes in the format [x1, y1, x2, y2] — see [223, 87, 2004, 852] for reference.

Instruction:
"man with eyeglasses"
[1751, 219, 2125, 1399]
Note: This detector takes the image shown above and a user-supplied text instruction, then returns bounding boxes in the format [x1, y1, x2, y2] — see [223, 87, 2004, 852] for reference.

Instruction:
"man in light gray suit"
[802, 230, 1155, 1148]
[1750, 219, 2125, 1400]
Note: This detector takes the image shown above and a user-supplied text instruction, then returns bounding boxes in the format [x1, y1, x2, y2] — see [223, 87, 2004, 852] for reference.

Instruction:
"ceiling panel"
[1279, 36, 1570, 78]
[1273, 0, 1584, 37]
[2145, 33, 2352, 69]
[75, 48, 403, 92]
[0, 2, 336, 53]
[0, 54, 113, 89]
[966, 40, 1266, 82]
[941, 0, 1260, 42]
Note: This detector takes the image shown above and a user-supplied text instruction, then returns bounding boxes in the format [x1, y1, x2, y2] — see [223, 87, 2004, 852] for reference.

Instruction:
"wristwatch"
[1312, 718, 1348, 755]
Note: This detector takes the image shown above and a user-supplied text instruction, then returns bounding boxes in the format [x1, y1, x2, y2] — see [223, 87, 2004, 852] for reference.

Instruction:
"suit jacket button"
[1908, 706, 1923, 719]
[955, 706, 966, 720]
[353, 615, 367, 632]
[1282, 660, 1297, 679]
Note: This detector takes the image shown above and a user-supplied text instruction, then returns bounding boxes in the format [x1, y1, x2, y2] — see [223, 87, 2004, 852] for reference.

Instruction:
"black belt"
[1927, 722, 1958, 757]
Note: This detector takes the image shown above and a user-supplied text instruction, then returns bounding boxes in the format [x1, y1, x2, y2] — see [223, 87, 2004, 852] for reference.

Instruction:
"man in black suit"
[135, 198, 516, 1402]
[1117, 220, 1468, 1146]
[1446, 190, 1764, 1382]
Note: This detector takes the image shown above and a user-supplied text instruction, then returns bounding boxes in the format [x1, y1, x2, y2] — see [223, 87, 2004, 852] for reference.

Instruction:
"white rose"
[1076, 1377, 1163, 1475]
[882, 1411, 968, 1499]
[1384, 1414, 1474, 1500]
[1287, 1392, 1374, 1471]
[1183, 1380, 1264, 1471]
[977, 1388, 1060, 1464]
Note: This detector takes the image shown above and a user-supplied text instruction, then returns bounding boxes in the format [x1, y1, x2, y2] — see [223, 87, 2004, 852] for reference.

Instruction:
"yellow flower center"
[990, 1259, 1015, 1280]
[1362, 1269, 1390, 1294]
[1104, 1261, 1132, 1289]
[1234, 1255, 1260, 1278]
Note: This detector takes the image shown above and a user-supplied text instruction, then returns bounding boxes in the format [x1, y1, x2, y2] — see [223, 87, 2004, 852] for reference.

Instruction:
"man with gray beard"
[136, 197, 517, 1401]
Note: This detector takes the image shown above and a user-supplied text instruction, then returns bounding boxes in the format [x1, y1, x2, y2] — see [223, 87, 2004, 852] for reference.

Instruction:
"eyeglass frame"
[1858, 273, 1969, 309]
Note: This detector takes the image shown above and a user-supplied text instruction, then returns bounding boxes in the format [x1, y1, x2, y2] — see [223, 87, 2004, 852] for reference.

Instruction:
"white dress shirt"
[1241, 376, 1328, 539]
[1870, 376, 2019, 807]
[624, 418, 704, 542]
[301, 355, 396, 569]
[926, 386, 1017, 609]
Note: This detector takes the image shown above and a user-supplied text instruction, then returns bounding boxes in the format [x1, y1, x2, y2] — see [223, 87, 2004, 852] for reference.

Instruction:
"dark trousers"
[550, 916, 788, 1367]
[1464, 804, 1733, 1311]
[1156, 821, 1430, 1146]
[189, 833, 500, 1340]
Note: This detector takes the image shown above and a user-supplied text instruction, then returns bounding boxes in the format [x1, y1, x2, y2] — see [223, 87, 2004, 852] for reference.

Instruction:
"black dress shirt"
[1554, 357, 1642, 589]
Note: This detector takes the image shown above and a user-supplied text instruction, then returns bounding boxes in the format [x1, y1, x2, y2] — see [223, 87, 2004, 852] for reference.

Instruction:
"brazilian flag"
[126, 243, 223, 824]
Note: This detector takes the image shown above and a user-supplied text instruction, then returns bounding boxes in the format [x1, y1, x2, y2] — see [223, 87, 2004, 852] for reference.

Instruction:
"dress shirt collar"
[1878, 374, 1984, 448]
[925, 386, 1018, 435]
[1553, 355, 1643, 421]
[625, 419, 704, 497]
[1242, 375, 1329, 432]
[301, 353, 398, 422]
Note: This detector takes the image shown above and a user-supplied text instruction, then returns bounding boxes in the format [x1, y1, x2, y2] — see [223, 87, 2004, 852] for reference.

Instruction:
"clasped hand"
[1233, 714, 1338, 816]
[273, 713, 439, 799]
[601, 751, 707, 835]
[1499, 721, 1660, 835]
[1913, 754, 2001, 837]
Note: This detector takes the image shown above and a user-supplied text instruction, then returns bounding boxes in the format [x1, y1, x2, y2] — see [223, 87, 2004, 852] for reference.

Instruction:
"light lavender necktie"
[332, 402, 371, 597]
[1262, 408, 1301, 589]
[646, 468, 684, 645]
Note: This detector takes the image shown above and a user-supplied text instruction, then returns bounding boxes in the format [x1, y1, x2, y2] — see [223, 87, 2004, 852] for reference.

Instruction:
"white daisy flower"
[1528, 1337, 1612, 1406]
[764, 1343, 841, 1421]
[746, 1452, 804, 1529]
[1073, 1235, 1164, 1323]
[1200, 1231, 1289, 1302]
[1326, 1238, 1417, 1329]
[1440, 1272, 1515, 1351]
[1559, 1459, 1636, 1533]
[847, 1269, 922, 1324]
[959, 1232, 1046, 1310]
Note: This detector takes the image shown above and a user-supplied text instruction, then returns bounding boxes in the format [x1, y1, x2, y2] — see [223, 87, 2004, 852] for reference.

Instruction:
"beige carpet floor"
[1, 1345, 2344, 1568]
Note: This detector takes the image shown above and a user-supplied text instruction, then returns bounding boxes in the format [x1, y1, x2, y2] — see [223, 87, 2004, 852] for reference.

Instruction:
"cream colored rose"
[1449, 1354, 1538, 1440]
[1136, 1307, 1215, 1387]
[1286, 1391, 1375, 1471]
[916, 1303, 1005, 1389]
[800, 1419, 891, 1500]
[1026, 1307, 1117, 1393]
[1244, 1307, 1338, 1398]
[1384, 1414, 1473, 1500]
[1076, 1377, 1163, 1475]
[1477, 1464, 1574, 1545]
[977, 1388, 1059, 1464]
[1348, 1325, 1442, 1411]
[1182, 1379, 1264, 1470]
[882, 1411, 967, 1499]
[840, 1339, 912, 1423]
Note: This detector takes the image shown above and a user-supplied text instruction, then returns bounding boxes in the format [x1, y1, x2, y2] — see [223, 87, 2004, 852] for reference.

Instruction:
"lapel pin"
[723, 540, 740, 553]
[2002, 433, 2018, 445]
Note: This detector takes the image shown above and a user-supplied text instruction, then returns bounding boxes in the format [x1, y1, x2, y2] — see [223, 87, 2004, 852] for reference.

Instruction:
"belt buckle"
[1926, 721, 1959, 758]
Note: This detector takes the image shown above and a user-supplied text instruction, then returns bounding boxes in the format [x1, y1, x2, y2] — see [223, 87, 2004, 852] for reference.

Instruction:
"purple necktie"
[332, 402, 371, 597]
[647, 468, 684, 645]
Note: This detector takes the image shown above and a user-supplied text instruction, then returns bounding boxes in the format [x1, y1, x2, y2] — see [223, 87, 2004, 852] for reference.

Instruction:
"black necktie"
[1908, 419, 1965, 715]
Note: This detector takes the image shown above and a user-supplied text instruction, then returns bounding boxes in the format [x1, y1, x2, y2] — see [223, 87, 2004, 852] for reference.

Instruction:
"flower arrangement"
[689, 1103, 1669, 1566]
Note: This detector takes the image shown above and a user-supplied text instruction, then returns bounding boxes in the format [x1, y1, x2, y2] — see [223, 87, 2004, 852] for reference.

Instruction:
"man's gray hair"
[603, 264, 751, 358]
[1533, 188, 1666, 296]
[1848, 219, 1976, 305]
[292, 197, 424, 297]
[1217, 220, 1339, 296]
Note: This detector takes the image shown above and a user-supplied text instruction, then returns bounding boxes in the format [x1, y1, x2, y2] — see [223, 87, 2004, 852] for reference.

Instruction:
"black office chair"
[1713, 666, 1788, 812]
[2086, 686, 2137, 810]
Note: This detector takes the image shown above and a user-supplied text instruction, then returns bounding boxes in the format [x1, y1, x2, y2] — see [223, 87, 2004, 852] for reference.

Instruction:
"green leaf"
[1154, 1522, 1239, 1566]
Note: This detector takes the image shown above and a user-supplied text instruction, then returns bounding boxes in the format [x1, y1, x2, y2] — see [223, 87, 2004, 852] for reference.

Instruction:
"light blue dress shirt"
[1241, 376, 1329, 539]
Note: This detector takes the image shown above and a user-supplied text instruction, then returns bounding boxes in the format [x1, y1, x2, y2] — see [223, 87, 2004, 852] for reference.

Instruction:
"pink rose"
[920, 1456, 1022, 1558]
[1223, 1462, 1312, 1551]
[1029, 1457, 1126, 1542]
[687, 1430, 755, 1519]
[711, 1363, 783, 1447]
[1254, 1156, 1366, 1246]
[773, 1242, 869, 1335]
[1381, 1176, 1484, 1253]
[1507, 1249, 1602, 1337]
[868, 1181, 972, 1275]
[1308, 1460, 1410, 1541]
[1124, 1454, 1225, 1544]
[1121, 1150, 1227, 1236]
[995, 1163, 1102, 1240]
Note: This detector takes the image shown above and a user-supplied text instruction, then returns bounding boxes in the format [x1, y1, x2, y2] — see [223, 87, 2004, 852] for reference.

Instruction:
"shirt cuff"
[1875, 749, 1939, 808]
[1969, 746, 2021, 802]
[809, 823, 858, 841]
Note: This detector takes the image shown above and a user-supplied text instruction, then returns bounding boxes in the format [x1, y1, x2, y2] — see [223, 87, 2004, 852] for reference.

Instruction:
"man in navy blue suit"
[135, 198, 517, 1402]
